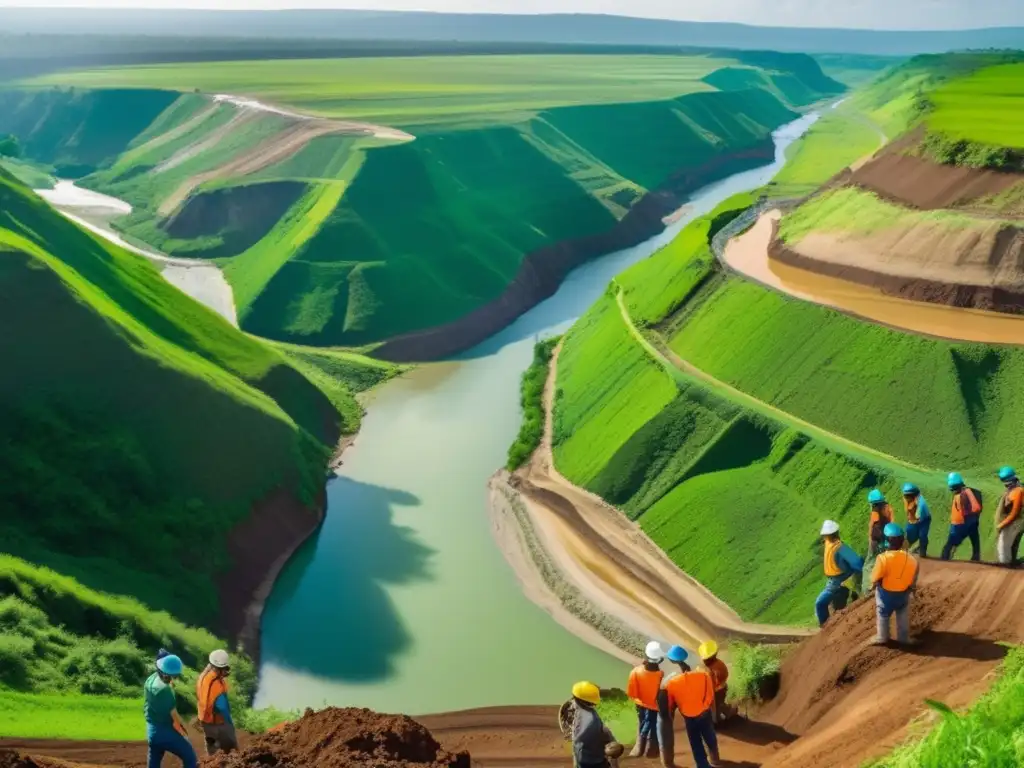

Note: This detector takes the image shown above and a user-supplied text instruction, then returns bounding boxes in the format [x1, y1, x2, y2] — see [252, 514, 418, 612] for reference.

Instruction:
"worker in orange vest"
[996, 466, 1024, 565]
[698, 641, 737, 724]
[940, 472, 982, 561]
[864, 489, 894, 592]
[627, 640, 665, 758]
[871, 524, 920, 645]
[663, 646, 719, 768]
[196, 650, 237, 755]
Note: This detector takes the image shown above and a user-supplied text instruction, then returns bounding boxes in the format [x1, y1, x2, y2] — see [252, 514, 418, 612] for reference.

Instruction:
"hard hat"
[698, 641, 718, 660]
[571, 681, 600, 705]
[645, 640, 665, 661]
[156, 654, 183, 677]
[665, 645, 688, 663]
[820, 519, 840, 536]
[901, 482, 919, 495]
[883, 522, 904, 538]
[867, 489, 885, 504]
[209, 649, 230, 669]
[947, 472, 964, 489]
[999, 466, 1017, 482]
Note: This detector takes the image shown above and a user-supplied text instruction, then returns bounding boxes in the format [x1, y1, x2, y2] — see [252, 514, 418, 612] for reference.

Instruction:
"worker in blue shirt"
[901, 483, 932, 557]
[816, 519, 865, 626]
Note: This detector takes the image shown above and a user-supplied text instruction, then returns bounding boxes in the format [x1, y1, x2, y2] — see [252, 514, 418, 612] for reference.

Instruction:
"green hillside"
[0, 52, 841, 351]
[0, 167, 343, 625]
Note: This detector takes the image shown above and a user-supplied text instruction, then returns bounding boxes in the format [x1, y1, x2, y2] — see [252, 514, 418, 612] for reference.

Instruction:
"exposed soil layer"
[374, 141, 777, 362]
[772, 210, 1024, 315]
[163, 180, 308, 258]
[850, 129, 1024, 212]
[216, 486, 325, 660]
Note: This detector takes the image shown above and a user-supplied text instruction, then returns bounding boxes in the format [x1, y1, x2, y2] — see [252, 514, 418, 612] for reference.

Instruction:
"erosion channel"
[244, 111, 818, 715]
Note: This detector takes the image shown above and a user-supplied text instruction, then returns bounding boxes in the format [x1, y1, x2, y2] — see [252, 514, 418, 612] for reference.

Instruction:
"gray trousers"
[997, 518, 1024, 564]
[875, 590, 910, 643]
[201, 722, 238, 755]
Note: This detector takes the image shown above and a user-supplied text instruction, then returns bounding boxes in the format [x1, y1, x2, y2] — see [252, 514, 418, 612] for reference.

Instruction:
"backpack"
[968, 487, 984, 515]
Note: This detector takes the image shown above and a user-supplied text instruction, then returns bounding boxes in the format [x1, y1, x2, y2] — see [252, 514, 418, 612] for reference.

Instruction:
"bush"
[0, 633, 35, 688]
[236, 706, 298, 733]
[61, 638, 150, 697]
[0, 134, 21, 159]
[727, 642, 784, 703]
[506, 337, 559, 471]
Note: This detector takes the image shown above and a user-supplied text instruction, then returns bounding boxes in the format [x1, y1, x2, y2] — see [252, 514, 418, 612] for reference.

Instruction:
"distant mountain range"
[1, 8, 1022, 55]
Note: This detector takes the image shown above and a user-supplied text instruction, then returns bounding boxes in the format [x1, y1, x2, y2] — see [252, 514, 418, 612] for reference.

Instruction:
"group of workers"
[817, 466, 1024, 643]
[571, 639, 734, 768]
[143, 648, 238, 768]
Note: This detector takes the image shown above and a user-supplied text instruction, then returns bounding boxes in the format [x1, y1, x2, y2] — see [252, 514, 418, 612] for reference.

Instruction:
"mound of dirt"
[0, 752, 40, 768]
[206, 708, 469, 768]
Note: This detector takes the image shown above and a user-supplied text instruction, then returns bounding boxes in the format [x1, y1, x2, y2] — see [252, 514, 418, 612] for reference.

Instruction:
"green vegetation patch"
[507, 337, 558, 471]
[928, 62, 1024, 150]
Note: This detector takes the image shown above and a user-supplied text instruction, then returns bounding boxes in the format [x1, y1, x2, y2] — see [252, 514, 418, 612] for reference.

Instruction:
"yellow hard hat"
[571, 681, 601, 705]
[698, 641, 718, 660]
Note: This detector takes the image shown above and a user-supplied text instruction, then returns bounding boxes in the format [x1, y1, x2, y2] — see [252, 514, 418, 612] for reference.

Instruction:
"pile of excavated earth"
[3, 560, 1022, 768]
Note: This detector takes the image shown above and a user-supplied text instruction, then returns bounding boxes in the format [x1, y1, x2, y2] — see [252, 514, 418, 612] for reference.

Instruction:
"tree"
[0, 134, 21, 159]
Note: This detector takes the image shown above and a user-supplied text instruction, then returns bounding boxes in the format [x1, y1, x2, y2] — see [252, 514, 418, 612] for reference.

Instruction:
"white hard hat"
[644, 641, 665, 662]
[820, 520, 840, 536]
[209, 649, 230, 668]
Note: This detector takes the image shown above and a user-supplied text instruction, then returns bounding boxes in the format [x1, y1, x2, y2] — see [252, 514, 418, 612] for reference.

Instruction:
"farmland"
[928, 62, 1024, 149]
[28, 54, 731, 129]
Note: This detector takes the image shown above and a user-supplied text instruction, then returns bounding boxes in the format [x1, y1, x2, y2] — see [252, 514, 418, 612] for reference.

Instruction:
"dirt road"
[724, 210, 1024, 345]
[504, 342, 810, 652]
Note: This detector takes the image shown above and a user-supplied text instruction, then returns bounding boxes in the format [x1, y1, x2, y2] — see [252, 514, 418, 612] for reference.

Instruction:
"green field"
[0, 690, 141, 740]
[28, 55, 732, 129]
[928, 62, 1024, 149]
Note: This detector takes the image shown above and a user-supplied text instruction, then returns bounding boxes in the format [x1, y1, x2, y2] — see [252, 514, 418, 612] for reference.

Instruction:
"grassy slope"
[0, 167, 341, 624]
[928, 62, 1024, 149]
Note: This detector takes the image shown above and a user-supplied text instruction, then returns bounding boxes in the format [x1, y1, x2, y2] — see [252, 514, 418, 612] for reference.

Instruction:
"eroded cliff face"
[218, 485, 328, 660]
[375, 142, 776, 361]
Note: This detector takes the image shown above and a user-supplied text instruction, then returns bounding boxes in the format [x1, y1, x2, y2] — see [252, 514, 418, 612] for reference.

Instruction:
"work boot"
[629, 737, 647, 758]
[646, 739, 660, 759]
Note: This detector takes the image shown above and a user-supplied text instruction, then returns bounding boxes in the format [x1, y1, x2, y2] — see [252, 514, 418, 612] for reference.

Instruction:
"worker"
[570, 681, 616, 768]
[995, 466, 1024, 566]
[871, 523, 920, 644]
[901, 483, 931, 558]
[816, 520, 864, 627]
[656, 644, 688, 768]
[144, 654, 197, 768]
[627, 640, 664, 758]
[940, 472, 982, 562]
[196, 649, 237, 755]
[698, 642, 737, 724]
[664, 646, 719, 768]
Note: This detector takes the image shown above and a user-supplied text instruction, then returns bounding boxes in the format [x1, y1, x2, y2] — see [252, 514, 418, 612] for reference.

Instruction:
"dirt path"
[508, 342, 811, 652]
[723, 211, 1024, 346]
[613, 289, 933, 473]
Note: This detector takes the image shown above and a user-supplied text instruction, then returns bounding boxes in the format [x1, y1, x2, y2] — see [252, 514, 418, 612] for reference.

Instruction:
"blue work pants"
[941, 517, 980, 561]
[147, 725, 197, 768]
[815, 577, 850, 626]
[683, 710, 718, 768]
[906, 518, 931, 557]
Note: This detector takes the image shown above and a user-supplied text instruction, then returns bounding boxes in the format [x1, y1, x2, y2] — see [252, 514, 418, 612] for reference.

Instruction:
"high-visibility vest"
[627, 666, 664, 710]
[197, 668, 228, 725]
[824, 539, 844, 577]
[665, 670, 714, 718]
[873, 550, 918, 593]
[904, 497, 920, 525]
[951, 489, 981, 525]
[869, 504, 894, 542]
[705, 658, 729, 692]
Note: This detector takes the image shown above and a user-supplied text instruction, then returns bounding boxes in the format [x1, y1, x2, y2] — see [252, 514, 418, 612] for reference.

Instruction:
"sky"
[0, 0, 1021, 30]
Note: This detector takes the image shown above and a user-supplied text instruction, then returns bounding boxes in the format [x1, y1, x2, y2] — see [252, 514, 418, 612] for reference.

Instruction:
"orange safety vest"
[705, 658, 729, 692]
[197, 668, 229, 725]
[904, 496, 921, 525]
[998, 486, 1024, 525]
[951, 489, 981, 525]
[627, 666, 664, 710]
[665, 670, 714, 718]
[823, 538, 844, 577]
[869, 504, 894, 541]
[871, 550, 918, 593]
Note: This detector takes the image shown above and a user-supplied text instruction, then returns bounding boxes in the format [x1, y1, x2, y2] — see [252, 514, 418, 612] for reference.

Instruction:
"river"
[254, 110, 820, 715]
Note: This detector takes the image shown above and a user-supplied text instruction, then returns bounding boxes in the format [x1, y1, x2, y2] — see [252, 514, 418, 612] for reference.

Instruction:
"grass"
[0, 167, 341, 625]
[0, 156, 55, 189]
[726, 642, 784, 703]
[871, 644, 1024, 767]
[596, 689, 639, 745]
[27, 55, 733, 130]
[506, 337, 559, 471]
[0, 690, 142, 740]
[928, 62, 1024, 150]
[778, 187, 1003, 244]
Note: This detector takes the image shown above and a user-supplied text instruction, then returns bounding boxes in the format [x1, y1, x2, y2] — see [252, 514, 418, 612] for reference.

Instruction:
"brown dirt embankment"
[374, 141, 778, 362]
[850, 129, 1024, 212]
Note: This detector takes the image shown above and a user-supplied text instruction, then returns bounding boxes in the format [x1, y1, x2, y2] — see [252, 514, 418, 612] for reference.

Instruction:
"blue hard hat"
[947, 472, 964, 489]
[665, 645, 688, 663]
[883, 523, 904, 538]
[156, 654, 183, 676]
[999, 466, 1017, 482]
[867, 489, 885, 504]
[902, 483, 919, 495]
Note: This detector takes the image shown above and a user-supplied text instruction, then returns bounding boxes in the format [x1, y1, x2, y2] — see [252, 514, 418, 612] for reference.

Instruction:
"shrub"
[0, 633, 36, 688]
[506, 337, 559, 471]
[727, 642, 784, 703]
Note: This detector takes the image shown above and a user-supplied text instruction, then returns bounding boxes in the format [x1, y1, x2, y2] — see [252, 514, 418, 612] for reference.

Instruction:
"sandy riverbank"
[489, 343, 810, 657]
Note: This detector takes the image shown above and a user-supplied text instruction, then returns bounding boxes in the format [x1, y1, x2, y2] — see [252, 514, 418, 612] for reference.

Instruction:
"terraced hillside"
[3, 52, 842, 357]
[547, 53, 1024, 627]
[0, 166, 349, 636]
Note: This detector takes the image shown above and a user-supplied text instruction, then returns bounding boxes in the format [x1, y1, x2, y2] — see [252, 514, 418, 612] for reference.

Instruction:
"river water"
[254, 111, 820, 715]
